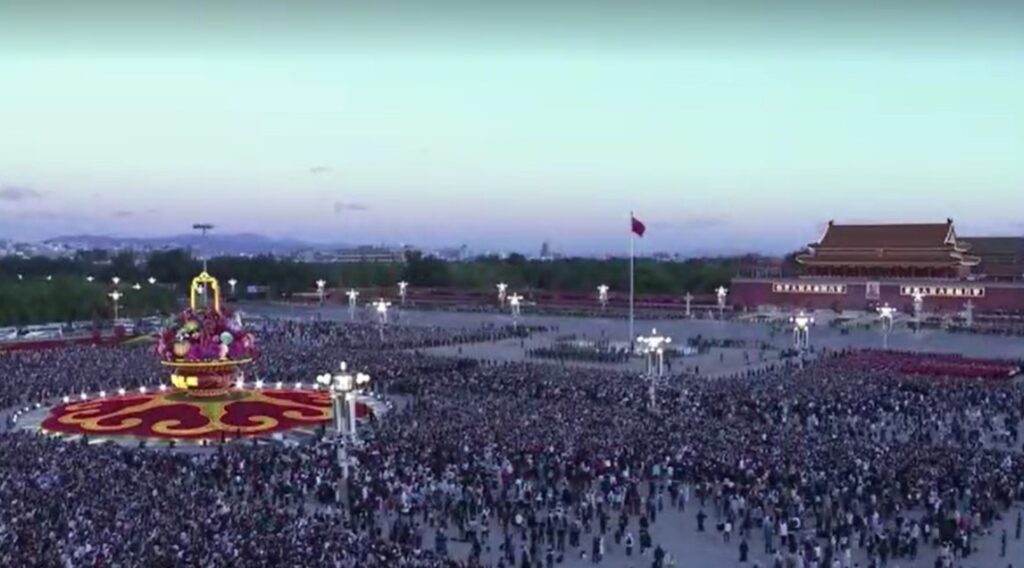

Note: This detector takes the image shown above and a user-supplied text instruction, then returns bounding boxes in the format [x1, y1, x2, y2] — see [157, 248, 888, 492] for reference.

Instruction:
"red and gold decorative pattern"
[40, 390, 370, 440]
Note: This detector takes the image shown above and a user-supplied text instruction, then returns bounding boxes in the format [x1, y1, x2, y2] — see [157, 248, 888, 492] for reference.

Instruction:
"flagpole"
[629, 211, 635, 348]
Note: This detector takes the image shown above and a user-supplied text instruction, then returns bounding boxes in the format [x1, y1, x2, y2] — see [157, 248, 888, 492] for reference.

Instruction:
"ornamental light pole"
[684, 292, 693, 318]
[397, 281, 408, 305]
[111, 276, 120, 287]
[716, 286, 728, 320]
[497, 282, 508, 306]
[86, 275, 94, 283]
[878, 304, 897, 349]
[597, 284, 609, 311]
[316, 279, 327, 305]
[315, 362, 371, 509]
[148, 277, 157, 285]
[227, 278, 238, 295]
[109, 290, 123, 322]
[790, 311, 814, 351]
[912, 292, 925, 326]
[373, 298, 391, 340]
[963, 299, 975, 328]
[508, 293, 523, 328]
[636, 328, 671, 410]
[346, 289, 360, 319]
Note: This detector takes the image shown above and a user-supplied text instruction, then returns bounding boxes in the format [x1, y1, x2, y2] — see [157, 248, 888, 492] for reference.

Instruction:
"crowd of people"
[2, 317, 1024, 567]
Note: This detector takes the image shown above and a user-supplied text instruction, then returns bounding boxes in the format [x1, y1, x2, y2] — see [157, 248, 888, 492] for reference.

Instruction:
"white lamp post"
[790, 311, 814, 351]
[346, 289, 360, 319]
[46, 275, 52, 282]
[878, 304, 897, 349]
[497, 282, 508, 306]
[148, 277, 157, 285]
[316, 279, 327, 305]
[684, 292, 694, 318]
[108, 290, 123, 321]
[597, 284, 609, 310]
[132, 283, 142, 290]
[227, 278, 238, 295]
[316, 362, 371, 507]
[397, 281, 409, 305]
[508, 293, 523, 327]
[716, 286, 728, 319]
[912, 292, 925, 325]
[373, 298, 391, 325]
[111, 276, 120, 286]
[637, 328, 671, 410]
[963, 299, 974, 328]
[86, 275, 95, 283]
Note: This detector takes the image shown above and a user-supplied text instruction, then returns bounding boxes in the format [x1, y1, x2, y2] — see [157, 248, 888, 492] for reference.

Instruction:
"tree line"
[0, 249, 740, 325]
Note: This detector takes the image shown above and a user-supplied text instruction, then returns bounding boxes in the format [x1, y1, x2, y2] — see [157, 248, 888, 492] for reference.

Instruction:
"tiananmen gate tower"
[732, 219, 1024, 313]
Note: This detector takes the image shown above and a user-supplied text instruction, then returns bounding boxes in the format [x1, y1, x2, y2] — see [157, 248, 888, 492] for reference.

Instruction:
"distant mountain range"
[43, 233, 340, 255]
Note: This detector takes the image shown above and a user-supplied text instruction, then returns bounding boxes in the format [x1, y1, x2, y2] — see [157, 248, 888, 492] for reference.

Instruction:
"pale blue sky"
[1, 1, 1022, 254]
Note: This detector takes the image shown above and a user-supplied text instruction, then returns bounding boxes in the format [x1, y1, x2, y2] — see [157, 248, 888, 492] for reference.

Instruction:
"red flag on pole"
[631, 214, 646, 237]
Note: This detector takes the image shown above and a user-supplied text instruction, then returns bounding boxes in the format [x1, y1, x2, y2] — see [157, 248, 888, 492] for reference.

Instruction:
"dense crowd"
[2, 319, 1024, 567]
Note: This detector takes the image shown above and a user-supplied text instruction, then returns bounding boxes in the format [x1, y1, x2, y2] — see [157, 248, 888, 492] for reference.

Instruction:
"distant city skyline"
[1, 1, 1022, 254]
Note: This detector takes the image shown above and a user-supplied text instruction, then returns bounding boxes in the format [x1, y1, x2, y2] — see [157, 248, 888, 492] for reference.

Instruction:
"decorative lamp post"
[316, 362, 371, 508]
[508, 293, 523, 327]
[912, 292, 925, 324]
[46, 275, 52, 281]
[684, 292, 694, 318]
[17, 274, 23, 281]
[111, 276, 120, 286]
[397, 281, 409, 305]
[346, 289, 360, 319]
[597, 284, 609, 310]
[86, 275, 95, 283]
[636, 329, 671, 410]
[316, 279, 327, 305]
[963, 299, 974, 328]
[132, 283, 142, 290]
[497, 282, 508, 306]
[373, 298, 391, 340]
[716, 286, 728, 320]
[109, 290, 123, 321]
[148, 277, 157, 285]
[790, 311, 814, 351]
[878, 304, 897, 349]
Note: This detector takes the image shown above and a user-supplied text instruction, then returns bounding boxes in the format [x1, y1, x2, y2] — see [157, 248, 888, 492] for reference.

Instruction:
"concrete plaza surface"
[244, 302, 1024, 361]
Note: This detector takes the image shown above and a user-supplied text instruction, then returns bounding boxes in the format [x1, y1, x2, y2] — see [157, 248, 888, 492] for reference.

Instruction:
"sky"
[1, 1, 1022, 255]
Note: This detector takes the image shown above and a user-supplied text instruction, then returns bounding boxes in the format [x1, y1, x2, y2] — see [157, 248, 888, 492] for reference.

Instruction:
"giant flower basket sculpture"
[156, 271, 256, 397]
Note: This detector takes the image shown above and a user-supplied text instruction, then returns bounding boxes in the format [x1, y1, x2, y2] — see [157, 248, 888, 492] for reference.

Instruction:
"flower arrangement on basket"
[156, 271, 256, 395]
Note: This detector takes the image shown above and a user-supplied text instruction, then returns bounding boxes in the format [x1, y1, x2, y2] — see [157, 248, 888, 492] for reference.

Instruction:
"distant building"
[334, 246, 407, 264]
[732, 219, 1024, 313]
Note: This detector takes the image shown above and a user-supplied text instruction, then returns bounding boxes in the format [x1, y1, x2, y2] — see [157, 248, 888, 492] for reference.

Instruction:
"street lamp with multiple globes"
[373, 298, 391, 340]
[878, 304, 897, 349]
[508, 293, 523, 326]
[912, 292, 925, 324]
[346, 289, 360, 318]
[109, 290, 123, 321]
[715, 286, 728, 320]
[963, 299, 975, 328]
[315, 362, 371, 508]
[636, 328, 671, 410]
[316, 279, 327, 305]
[111, 276, 121, 286]
[227, 278, 238, 295]
[684, 292, 694, 318]
[597, 284, 609, 310]
[86, 275, 95, 283]
[496, 282, 508, 306]
[148, 277, 157, 285]
[790, 311, 814, 351]
[397, 281, 409, 305]
[132, 283, 142, 290]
